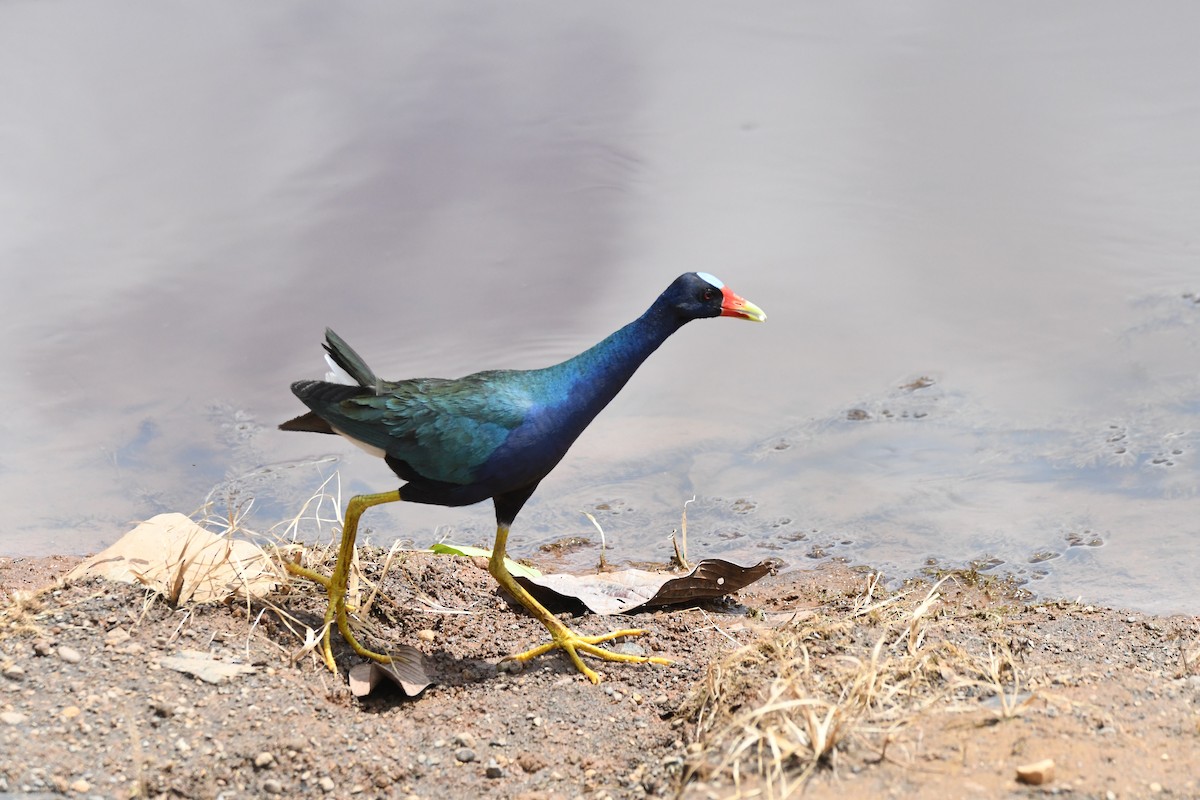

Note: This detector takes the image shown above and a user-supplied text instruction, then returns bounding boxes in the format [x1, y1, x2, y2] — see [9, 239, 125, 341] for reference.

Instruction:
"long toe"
[332, 607, 394, 666]
[286, 561, 393, 672]
[503, 625, 671, 684]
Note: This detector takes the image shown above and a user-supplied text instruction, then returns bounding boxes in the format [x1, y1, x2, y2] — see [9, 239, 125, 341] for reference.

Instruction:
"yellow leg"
[285, 489, 402, 671]
[488, 524, 671, 684]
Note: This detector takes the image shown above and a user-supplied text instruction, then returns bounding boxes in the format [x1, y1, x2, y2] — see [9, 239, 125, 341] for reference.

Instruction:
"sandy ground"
[1, 549, 1198, 799]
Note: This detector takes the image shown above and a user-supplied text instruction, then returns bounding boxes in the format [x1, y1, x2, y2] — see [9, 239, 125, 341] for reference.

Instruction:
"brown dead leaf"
[65, 513, 278, 604]
[347, 647, 433, 697]
[516, 558, 773, 615]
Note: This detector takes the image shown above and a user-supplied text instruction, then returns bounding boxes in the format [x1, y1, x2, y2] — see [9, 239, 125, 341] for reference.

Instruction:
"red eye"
[703, 288, 716, 301]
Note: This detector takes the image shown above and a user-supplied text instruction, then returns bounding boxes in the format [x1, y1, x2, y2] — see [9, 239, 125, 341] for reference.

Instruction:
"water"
[2, 3, 1197, 614]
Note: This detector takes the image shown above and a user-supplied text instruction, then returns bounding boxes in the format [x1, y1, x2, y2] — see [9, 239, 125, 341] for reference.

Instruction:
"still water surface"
[2, 3, 1197, 613]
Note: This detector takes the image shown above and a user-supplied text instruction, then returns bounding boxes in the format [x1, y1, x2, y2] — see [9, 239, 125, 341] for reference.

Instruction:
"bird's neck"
[544, 298, 684, 419]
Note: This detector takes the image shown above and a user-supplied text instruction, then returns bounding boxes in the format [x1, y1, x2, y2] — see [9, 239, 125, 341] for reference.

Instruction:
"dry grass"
[192, 472, 349, 663]
[682, 574, 1034, 798]
[670, 495, 698, 571]
[0, 589, 45, 642]
[2, 486, 292, 648]
[247, 473, 465, 664]
[195, 471, 483, 668]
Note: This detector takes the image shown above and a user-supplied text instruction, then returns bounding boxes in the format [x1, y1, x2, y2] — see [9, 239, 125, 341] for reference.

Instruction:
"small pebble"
[70, 778, 90, 793]
[318, 777, 335, 792]
[32, 640, 52, 657]
[58, 646, 82, 664]
[0, 711, 28, 726]
[263, 778, 283, 794]
[452, 732, 476, 749]
[2, 664, 25, 681]
[416, 629, 437, 642]
[485, 759, 504, 779]
[104, 627, 131, 647]
[1016, 758, 1055, 786]
[255, 752, 276, 768]
[455, 747, 477, 763]
[516, 752, 547, 774]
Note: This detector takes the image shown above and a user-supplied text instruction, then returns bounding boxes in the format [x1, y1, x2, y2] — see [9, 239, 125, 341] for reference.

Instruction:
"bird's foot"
[500, 622, 671, 684]
[284, 560, 333, 590]
[284, 561, 393, 672]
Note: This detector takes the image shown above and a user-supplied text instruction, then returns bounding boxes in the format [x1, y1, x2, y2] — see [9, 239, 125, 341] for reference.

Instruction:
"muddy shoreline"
[1, 552, 1197, 798]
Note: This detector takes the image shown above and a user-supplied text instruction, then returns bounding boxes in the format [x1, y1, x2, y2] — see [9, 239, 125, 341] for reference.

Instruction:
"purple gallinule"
[282, 272, 765, 682]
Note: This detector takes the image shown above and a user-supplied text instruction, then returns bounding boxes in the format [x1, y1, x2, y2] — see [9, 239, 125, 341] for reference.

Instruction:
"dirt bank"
[1, 551, 1197, 798]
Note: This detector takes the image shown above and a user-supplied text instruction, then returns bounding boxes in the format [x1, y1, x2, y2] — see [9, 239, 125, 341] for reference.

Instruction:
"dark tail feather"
[280, 380, 369, 433]
[323, 328, 380, 392]
[279, 410, 336, 434]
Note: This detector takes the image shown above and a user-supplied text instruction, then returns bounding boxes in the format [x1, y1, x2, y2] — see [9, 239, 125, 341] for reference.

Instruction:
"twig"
[696, 608, 746, 647]
[580, 511, 608, 570]
[361, 539, 407, 616]
[671, 495, 697, 571]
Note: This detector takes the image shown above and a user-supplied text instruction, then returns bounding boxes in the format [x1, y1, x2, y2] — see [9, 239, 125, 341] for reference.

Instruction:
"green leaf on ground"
[428, 543, 542, 579]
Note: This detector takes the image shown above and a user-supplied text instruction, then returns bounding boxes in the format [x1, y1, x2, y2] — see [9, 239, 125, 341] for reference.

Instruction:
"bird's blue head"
[660, 272, 767, 323]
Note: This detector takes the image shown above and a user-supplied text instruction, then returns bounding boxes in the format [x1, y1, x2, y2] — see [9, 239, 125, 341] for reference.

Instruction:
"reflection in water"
[1, 3, 1197, 614]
